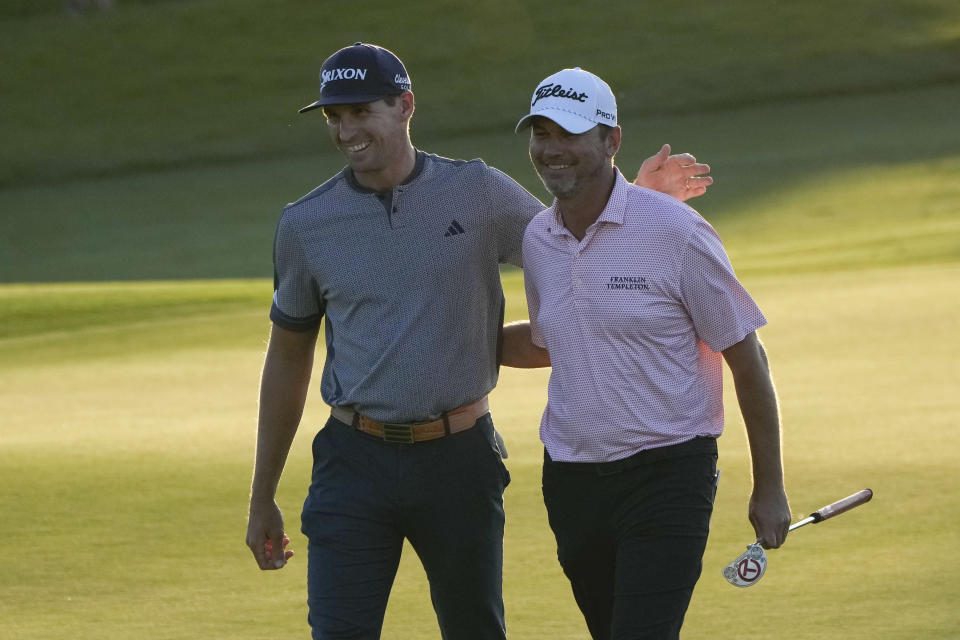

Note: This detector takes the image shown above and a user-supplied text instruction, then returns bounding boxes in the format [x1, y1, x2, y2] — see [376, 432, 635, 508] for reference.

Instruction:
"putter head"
[722, 542, 767, 587]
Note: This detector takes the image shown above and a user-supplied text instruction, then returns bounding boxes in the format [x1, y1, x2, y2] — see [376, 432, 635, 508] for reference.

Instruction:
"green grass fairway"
[2, 263, 959, 639]
[3, 1, 959, 637]
[3, 87, 960, 640]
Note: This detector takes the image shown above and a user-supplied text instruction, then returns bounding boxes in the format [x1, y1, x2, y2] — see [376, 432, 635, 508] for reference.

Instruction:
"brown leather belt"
[331, 397, 490, 444]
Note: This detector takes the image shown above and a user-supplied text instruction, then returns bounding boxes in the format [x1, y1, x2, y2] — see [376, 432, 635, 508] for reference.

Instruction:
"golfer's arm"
[500, 320, 550, 368]
[250, 324, 319, 501]
[722, 332, 784, 491]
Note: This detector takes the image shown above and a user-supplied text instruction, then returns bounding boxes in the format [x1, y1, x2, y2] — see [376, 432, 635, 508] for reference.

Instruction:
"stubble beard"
[538, 159, 605, 201]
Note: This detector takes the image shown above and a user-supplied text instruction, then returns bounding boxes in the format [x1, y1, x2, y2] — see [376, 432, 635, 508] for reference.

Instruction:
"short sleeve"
[485, 167, 544, 268]
[678, 217, 766, 352]
[269, 208, 324, 331]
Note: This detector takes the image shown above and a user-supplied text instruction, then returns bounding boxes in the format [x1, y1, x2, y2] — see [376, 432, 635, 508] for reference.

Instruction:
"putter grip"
[811, 488, 873, 522]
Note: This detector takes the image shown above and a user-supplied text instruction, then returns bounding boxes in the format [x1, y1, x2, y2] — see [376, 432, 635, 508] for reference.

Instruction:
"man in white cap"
[247, 42, 715, 640]
[515, 68, 792, 639]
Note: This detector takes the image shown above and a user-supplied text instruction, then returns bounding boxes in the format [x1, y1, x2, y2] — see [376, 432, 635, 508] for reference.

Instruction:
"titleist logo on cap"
[533, 83, 588, 106]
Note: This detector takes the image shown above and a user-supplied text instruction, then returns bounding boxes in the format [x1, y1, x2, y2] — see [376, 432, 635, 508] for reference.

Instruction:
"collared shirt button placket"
[572, 249, 584, 310]
[391, 187, 410, 228]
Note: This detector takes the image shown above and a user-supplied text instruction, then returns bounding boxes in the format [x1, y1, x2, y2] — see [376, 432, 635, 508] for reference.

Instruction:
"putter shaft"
[787, 516, 816, 532]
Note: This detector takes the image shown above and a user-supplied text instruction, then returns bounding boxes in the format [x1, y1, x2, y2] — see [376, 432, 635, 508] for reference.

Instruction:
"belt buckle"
[381, 422, 415, 444]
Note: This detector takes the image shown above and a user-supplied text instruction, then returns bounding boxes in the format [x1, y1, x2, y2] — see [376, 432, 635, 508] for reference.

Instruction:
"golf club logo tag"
[722, 543, 767, 587]
[737, 557, 762, 581]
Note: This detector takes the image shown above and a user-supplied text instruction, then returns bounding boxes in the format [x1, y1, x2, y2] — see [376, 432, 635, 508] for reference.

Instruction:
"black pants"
[301, 415, 510, 640]
[542, 437, 718, 640]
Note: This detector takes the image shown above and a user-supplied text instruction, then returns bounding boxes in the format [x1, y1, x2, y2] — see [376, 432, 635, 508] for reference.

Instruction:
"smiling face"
[321, 92, 415, 189]
[528, 117, 620, 200]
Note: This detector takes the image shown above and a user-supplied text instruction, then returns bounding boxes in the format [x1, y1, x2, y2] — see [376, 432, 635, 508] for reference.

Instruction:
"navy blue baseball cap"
[299, 43, 412, 113]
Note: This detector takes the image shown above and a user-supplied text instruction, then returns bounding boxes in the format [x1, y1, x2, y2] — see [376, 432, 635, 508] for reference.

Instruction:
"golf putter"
[722, 488, 873, 587]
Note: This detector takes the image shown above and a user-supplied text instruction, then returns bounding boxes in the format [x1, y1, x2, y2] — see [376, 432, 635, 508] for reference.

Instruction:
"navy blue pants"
[542, 437, 719, 640]
[301, 414, 510, 640]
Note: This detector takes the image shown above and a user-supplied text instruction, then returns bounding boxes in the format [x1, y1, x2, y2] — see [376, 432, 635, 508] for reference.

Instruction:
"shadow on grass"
[1, 83, 958, 283]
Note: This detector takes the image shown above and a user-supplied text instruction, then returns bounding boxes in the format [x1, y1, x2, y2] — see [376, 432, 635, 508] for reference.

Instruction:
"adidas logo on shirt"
[444, 220, 466, 237]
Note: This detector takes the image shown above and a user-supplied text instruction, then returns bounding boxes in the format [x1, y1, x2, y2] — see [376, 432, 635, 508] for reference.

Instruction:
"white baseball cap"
[515, 67, 617, 134]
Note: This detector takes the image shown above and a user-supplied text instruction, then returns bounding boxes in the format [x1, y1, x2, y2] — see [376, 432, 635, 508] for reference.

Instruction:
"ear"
[399, 91, 416, 120]
[606, 126, 622, 158]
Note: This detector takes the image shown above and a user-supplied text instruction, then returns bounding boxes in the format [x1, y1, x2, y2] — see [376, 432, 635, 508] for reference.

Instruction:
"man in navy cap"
[246, 43, 713, 640]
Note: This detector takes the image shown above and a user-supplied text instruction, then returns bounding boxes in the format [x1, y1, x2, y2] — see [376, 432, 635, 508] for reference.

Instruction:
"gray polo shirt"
[271, 151, 543, 422]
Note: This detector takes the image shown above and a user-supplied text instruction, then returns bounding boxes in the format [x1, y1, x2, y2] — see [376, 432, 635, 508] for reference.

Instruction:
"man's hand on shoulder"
[634, 143, 713, 201]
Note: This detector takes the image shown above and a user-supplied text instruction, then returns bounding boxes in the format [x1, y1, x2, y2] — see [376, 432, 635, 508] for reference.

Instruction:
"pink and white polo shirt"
[522, 170, 766, 463]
